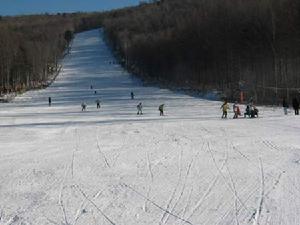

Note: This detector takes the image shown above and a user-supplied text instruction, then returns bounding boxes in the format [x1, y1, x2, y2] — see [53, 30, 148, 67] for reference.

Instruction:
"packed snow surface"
[1, 29, 300, 225]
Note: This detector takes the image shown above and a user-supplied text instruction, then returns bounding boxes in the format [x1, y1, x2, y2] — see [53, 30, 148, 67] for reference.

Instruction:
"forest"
[0, 12, 103, 97]
[102, 0, 300, 103]
[1, 0, 300, 104]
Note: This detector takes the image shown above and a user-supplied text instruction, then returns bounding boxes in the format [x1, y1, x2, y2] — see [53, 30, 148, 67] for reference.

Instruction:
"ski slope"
[1, 29, 300, 225]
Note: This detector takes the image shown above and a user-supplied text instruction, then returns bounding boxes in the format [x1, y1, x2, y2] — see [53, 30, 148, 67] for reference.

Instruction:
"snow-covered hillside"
[0, 29, 300, 225]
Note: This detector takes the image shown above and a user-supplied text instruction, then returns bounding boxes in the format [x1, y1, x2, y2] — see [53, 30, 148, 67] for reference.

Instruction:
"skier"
[221, 101, 229, 118]
[292, 98, 299, 115]
[94, 90, 97, 95]
[96, 99, 101, 109]
[251, 105, 259, 118]
[233, 102, 241, 119]
[137, 102, 143, 115]
[81, 102, 87, 111]
[48, 97, 52, 106]
[159, 104, 164, 116]
[282, 98, 288, 115]
[90, 85, 93, 89]
[131, 92, 135, 100]
[244, 105, 250, 118]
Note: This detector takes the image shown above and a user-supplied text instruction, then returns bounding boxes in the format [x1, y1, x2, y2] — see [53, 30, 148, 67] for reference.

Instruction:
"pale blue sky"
[0, 0, 141, 16]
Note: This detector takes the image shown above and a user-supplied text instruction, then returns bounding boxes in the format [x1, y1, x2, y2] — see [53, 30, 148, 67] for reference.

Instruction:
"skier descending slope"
[96, 99, 101, 109]
[159, 104, 164, 116]
[137, 102, 143, 115]
[81, 102, 87, 111]
[48, 97, 52, 106]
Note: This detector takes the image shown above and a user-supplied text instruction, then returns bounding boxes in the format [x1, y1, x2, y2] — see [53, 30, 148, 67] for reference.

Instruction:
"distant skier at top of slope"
[131, 92, 135, 100]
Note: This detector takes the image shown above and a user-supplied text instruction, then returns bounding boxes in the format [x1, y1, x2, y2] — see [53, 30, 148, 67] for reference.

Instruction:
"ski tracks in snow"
[121, 183, 193, 225]
[144, 151, 154, 213]
[251, 158, 265, 225]
[207, 142, 250, 214]
[159, 150, 184, 225]
[184, 146, 228, 222]
[72, 185, 116, 225]
[96, 136, 111, 168]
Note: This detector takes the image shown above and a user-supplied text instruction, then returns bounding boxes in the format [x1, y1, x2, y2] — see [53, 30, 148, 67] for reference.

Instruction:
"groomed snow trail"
[1, 29, 300, 225]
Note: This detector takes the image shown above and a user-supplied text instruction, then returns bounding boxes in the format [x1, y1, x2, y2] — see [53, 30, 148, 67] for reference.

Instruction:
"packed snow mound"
[0, 29, 300, 225]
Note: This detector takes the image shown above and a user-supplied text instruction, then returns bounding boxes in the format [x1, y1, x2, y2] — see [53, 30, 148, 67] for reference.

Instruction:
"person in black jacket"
[282, 98, 288, 115]
[137, 102, 143, 115]
[96, 99, 101, 109]
[292, 98, 299, 115]
[48, 97, 52, 106]
[81, 102, 87, 111]
[159, 104, 164, 116]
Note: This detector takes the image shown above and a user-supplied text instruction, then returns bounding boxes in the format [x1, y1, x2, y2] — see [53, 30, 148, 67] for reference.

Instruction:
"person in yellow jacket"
[221, 101, 229, 118]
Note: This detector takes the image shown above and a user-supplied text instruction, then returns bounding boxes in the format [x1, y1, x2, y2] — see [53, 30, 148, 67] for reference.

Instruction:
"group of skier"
[135, 102, 164, 116]
[221, 96, 300, 119]
[48, 85, 300, 118]
[80, 99, 101, 111]
[49, 89, 165, 116]
[221, 100, 259, 119]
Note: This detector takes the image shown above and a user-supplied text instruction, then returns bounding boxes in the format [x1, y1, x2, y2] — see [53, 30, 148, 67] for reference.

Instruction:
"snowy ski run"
[0, 29, 300, 225]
